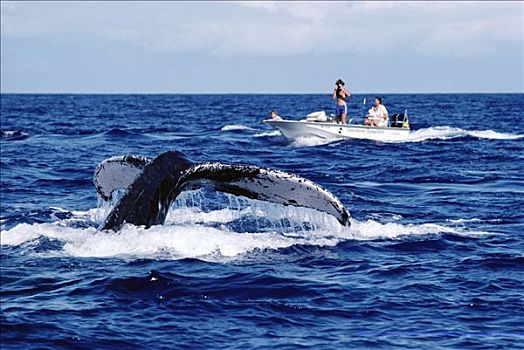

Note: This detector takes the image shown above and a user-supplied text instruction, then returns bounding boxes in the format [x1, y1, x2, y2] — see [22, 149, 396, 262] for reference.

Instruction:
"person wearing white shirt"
[365, 96, 388, 127]
[270, 110, 283, 121]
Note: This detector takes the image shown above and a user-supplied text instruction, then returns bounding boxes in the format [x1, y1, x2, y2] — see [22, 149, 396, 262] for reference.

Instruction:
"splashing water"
[402, 126, 523, 142]
[1, 190, 491, 261]
[255, 124, 522, 147]
[289, 136, 342, 147]
[254, 130, 281, 138]
[220, 124, 255, 131]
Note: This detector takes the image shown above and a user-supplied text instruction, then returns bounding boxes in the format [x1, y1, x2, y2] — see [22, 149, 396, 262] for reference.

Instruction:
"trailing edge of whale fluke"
[94, 150, 351, 230]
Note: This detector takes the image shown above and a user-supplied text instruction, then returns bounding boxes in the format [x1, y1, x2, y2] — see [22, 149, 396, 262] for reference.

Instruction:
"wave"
[1, 130, 29, 140]
[401, 126, 523, 143]
[446, 218, 503, 224]
[101, 128, 144, 138]
[0, 128, 143, 138]
[289, 136, 341, 148]
[1, 200, 491, 261]
[220, 124, 255, 131]
[259, 125, 522, 146]
[254, 130, 281, 138]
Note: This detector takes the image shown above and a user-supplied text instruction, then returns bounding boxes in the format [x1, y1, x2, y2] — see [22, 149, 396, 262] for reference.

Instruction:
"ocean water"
[1, 93, 523, 349]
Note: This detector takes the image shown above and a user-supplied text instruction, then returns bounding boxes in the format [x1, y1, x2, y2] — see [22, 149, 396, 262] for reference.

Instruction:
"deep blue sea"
[1, 93, 523, 349]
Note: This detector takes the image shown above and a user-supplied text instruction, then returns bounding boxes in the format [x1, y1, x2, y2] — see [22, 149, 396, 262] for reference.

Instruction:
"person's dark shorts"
[336, 104, 347, 117]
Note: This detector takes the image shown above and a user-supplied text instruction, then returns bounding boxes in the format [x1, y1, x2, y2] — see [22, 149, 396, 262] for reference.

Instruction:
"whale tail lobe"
[94, 151, 350, 230]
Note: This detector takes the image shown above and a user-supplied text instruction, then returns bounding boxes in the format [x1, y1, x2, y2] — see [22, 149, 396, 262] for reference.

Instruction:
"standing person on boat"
[365, 96, 389, 127]
[332, 79, 350, 124]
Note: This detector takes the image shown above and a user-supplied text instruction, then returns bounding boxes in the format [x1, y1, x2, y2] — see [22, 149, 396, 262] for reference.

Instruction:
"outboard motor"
[390, 113, 404, 128]
[390, 110, 409, 128]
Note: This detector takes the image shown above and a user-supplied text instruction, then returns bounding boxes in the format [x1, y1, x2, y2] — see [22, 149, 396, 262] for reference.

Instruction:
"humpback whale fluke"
[94, 150, 350, 230]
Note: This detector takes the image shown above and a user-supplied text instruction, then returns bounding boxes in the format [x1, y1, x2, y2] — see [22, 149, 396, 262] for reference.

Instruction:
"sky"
[1, 1, 523, 93]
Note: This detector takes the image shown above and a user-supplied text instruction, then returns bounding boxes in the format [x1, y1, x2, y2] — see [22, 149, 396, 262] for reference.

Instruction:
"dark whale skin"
[97, 150, 350, 230]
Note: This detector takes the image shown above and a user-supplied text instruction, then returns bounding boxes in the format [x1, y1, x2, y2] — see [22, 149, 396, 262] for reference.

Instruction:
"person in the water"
[332, 79, 350, 124]
[365, 96, 389, 127]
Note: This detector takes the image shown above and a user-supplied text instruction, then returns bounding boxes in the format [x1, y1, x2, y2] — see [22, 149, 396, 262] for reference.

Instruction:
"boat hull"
[264, 120, 410, 142]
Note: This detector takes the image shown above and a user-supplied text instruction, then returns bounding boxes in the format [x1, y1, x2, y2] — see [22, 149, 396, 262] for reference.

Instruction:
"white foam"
[446, 218, 482, 224]
[468, 129, 523, 140]
[399, 126, 523, 143]
[256, 126, 521, 145]
[1, 223, 97, 247]
[350, 220, 456, 240]
[446, 218, 502, 224]
[254, 130, 281, 138]
[290, 136, 341, 148]
[220, 124, 254, 131]
[1, 130, 29, 137]
[0, 203, 492, 261]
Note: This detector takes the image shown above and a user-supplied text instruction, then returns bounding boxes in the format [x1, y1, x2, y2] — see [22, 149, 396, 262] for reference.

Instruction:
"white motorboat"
[264, 111, 411, 142]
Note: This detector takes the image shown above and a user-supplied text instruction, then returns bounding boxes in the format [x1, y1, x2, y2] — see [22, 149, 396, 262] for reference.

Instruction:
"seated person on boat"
[365, 96, 388, 127]
[270, 110, 283, 121]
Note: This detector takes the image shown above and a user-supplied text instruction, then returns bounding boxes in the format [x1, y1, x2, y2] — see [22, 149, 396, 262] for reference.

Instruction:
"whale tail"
[94, 150, 350, 230]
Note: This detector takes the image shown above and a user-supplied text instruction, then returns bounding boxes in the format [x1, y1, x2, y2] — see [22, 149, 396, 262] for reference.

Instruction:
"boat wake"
[254, 130, 281, 138]
[1, 192, 491, 261]
[401, 126, 523, 143]
[256, 125, 522, 147]
[289, 136, 341, 147]
[220, 124, 255, 132]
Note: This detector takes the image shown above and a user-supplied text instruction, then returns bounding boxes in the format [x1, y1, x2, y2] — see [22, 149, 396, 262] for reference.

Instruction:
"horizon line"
[1, 91, 523, 95]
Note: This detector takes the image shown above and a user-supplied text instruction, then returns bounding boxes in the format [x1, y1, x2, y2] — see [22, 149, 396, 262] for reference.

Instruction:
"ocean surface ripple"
[1, 93, 523, 349]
